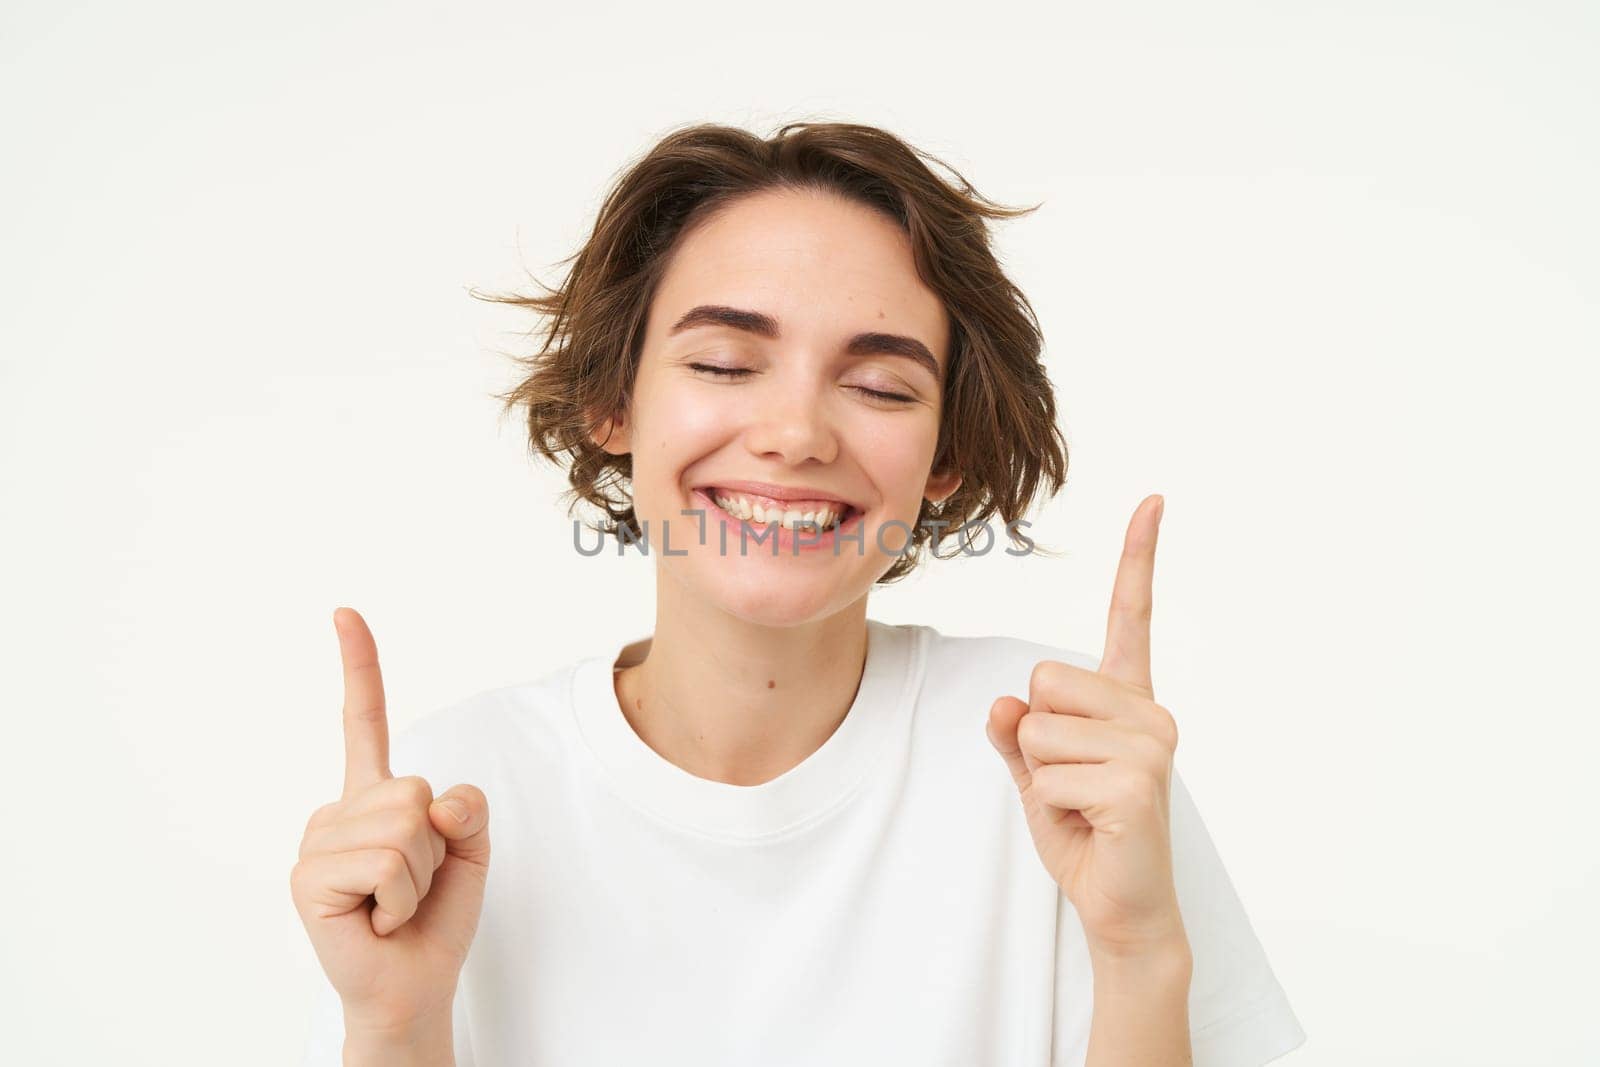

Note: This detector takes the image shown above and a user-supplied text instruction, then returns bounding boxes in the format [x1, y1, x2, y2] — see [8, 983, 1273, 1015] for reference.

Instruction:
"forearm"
[343, 1005, 455, 1067]
[1084, 939, 1195, 1067]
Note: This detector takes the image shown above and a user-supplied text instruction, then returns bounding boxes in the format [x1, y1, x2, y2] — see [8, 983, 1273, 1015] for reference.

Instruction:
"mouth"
[692, 484, 865, 531]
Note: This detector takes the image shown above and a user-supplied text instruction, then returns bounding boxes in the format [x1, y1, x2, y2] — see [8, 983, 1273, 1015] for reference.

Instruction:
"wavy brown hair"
[476, 120, 1068, 583]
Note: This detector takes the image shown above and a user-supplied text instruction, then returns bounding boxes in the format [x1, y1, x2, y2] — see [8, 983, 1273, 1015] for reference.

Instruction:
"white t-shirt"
[301, 619, 1306, 1066]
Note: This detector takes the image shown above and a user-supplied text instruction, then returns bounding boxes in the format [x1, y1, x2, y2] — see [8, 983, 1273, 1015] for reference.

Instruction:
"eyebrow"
[668, 304, 943, 382]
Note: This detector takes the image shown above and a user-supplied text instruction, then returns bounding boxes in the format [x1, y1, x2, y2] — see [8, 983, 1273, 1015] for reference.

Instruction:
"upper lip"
[697, 480, 863, 513]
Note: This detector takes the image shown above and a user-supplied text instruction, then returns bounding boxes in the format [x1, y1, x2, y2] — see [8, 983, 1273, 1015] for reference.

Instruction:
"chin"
[683, 557, 861, 630]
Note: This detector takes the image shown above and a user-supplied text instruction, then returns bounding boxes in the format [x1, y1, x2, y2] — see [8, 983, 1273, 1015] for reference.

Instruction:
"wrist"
[1088, 927, 1193, 978]
[1083, 931, 1194, 1066]
[343, 1003, 455, 1067]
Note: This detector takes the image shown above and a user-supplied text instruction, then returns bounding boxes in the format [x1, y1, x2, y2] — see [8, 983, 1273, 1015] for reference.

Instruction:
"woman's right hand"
[290, 607, 491, 1045]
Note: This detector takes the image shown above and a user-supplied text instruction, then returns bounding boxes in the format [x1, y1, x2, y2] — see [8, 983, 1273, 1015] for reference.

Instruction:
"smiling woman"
[290, 121, 1306, 1067]
[481, 121, 1068, 585]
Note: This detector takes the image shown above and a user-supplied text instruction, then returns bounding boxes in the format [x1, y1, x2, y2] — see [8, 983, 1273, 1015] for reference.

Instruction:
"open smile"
[689, 486, 867, 553]
[691, 484, 864, 530]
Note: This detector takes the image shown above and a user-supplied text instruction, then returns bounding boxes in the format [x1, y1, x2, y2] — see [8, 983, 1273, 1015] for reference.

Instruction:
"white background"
[2, 2, 1595, 1063]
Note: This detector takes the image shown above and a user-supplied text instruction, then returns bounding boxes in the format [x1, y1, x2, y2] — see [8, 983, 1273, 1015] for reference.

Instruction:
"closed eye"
[689, 363, 753, 379]
[854, 386, 916, 403]
[688, 364, 915, 403]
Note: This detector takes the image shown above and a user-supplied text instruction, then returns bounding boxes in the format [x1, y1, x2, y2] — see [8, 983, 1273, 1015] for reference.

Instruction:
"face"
[592, 186, 961, 627]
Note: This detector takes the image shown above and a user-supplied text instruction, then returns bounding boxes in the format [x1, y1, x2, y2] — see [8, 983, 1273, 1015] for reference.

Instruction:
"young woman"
[291, 122, 1305, 1066]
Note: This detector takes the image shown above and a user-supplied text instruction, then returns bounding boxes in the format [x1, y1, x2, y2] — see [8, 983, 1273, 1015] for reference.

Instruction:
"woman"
[291, 121, 1305, 1066]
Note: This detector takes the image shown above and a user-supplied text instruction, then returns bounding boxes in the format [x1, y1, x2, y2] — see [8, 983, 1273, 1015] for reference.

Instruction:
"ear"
[923, 465, 962, 507]
[587, 404, 632, 456]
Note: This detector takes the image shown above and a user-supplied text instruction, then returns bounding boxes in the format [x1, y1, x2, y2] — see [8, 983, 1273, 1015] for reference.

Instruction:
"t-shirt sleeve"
[1052, 764, 1306, 1067]
[1169, 765, 1305, 1065]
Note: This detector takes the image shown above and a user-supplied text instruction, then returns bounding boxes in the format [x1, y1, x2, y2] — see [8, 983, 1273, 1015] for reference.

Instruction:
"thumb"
[987, 695, 1035, 793]
[428, 784, 491, 868]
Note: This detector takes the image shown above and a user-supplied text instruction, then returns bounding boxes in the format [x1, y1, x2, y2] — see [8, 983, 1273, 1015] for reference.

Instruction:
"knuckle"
[1029, 659, 1073, 706]
[1153, 706, 1179, 750]
[395, 775, 434, 807]
[288, 859, 313, 899]
[304, 801, 340, 833]
[1016, 712, 1040, 750]
[378, 848, 409, 883]
[412, 861, 434, 899]
[1028, 659, 1057, 694]
[1019, 711, 1064, 755]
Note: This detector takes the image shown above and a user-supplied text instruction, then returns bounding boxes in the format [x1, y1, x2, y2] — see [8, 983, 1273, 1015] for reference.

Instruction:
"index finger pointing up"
[334, 606, 391, 797]
[1099, 494, 1163, 695]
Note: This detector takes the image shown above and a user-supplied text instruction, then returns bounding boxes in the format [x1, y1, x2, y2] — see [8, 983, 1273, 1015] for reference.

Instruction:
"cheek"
[627, 377, 734, 489]
[851, 414, 941, 506]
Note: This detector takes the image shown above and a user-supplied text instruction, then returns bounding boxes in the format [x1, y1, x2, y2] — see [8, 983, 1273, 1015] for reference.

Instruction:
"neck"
[612, 572, 871, 787]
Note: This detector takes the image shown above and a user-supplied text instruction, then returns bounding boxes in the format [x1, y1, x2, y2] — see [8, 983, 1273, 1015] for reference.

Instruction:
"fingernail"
[440, 798, 472, 824]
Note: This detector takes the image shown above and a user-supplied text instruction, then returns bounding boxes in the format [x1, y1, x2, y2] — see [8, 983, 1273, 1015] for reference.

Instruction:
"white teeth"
[710, 491, 842, 530]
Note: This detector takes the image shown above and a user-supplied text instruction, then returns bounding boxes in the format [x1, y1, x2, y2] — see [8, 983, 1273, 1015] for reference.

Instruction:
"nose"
[743, 379, 840, 467]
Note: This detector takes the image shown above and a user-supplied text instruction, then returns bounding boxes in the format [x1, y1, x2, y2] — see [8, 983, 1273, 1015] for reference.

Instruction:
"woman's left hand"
[987, 494, 1187, 958]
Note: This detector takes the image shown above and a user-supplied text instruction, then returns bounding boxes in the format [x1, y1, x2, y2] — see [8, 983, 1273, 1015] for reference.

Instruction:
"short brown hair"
[477, 120, 1068, 583]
